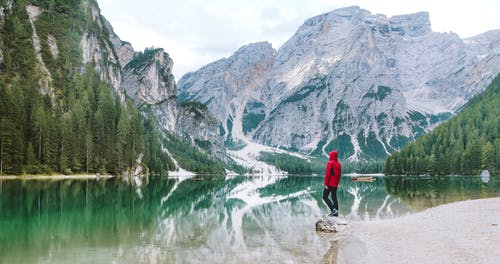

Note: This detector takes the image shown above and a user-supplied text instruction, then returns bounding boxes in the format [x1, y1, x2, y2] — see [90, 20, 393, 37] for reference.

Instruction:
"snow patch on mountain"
[228, 136, 311, 175]
[162, 147, 196, 177]
[178, 6, 500, 162]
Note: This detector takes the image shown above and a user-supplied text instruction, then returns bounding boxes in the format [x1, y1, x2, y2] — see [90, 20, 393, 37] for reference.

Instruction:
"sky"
[97, 0, 500, 80]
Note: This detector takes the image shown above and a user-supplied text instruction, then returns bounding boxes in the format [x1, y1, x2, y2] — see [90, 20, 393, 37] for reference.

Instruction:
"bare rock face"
[389, 11, 431, 37]
[0, 45, 3, 65]
[178, 6, 500, 161]
[47, 34, 58, 58]
[119, 48, 224, 153]
[77, 1, 226, 158]
[122, 49, 176, 105]
[26, 4, 53, 96]
[102, 17, 135, 69]
[178, 42, 275, 144]
[176, 104, 225, 158]
[0, 2, 4, 64]
[79, 17, 122, 97]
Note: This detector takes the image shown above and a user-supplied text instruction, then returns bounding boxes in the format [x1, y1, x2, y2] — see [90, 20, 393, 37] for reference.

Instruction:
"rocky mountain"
[178, 6, 500, 161]
[81, 3, 224, 155]
[178, 42, 275, 145]
[0, 0, 225, 175]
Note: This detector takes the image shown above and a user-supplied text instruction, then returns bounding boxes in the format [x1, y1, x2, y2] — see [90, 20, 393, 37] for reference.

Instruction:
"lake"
[0, 175, 498, 263]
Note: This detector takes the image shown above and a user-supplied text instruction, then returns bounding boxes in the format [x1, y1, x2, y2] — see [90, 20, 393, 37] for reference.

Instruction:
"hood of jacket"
[329, 151, 338, 162]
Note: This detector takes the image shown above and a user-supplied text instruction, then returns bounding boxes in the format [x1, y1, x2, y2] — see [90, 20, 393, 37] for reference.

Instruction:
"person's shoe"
[328, 209, 338, 217]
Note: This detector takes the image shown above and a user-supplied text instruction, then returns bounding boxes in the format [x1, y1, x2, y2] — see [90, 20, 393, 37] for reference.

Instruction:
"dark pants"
[323, 186, 338, 212]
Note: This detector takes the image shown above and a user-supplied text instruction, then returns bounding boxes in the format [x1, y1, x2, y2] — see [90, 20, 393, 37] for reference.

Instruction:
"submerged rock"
[316, 215, 350, 233]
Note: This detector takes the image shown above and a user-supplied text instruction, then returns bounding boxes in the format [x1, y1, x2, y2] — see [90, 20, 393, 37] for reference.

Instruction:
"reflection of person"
[323, 151, 342, 217]
[322, 239, 339, 264]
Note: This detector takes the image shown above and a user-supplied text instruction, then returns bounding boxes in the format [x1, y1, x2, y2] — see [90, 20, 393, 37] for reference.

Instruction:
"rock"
[316, 215, 350, 233]
[76, 0, 227, 159]
[316, 219, 338, 233]
[480, 170, 491, 183]
[177, 6, 500, 161]
[178, 41, 275, 144]
[0, 45, 3, 65]
[122, 48, 176, 105]
[47, 34, 58, 58]
[102, 17, 135, 68]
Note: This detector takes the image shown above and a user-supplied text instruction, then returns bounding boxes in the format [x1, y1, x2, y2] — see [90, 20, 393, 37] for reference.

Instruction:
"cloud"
[97, 0, 500, 79]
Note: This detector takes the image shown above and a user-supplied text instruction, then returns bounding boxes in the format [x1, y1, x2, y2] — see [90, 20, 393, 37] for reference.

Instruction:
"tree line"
[257, 151, 384, 175]
[385, 74, 500, 176]
[0, 64, 175, 175]
[0, 1, 173, 175]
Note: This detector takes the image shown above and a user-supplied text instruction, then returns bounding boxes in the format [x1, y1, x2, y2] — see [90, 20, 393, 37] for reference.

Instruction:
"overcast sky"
[97, 0, 500, 80]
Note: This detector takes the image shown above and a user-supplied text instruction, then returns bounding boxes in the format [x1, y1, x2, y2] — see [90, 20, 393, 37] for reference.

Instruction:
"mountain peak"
[299, 7, 431, 37]
[178, 5, 499, 162]
[389, 11, 431, 36]
[329, 5, 366, 15]
[233, 41, 275, 57]
[301, 6, 370, 28]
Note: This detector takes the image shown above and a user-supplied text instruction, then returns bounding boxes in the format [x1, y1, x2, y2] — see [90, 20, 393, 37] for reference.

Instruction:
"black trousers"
[322, 186, 338, 212]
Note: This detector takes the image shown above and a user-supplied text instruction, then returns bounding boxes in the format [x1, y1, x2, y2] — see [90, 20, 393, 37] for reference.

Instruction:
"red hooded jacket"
[324, 151, 341, 187]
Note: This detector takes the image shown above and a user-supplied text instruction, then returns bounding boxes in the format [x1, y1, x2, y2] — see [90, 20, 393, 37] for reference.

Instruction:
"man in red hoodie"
[323, 151, 341, 217]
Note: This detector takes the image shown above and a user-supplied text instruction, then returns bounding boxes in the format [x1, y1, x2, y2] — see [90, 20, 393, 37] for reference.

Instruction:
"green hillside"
[385, 74, 500, 176]
[0, 0, 171, 175]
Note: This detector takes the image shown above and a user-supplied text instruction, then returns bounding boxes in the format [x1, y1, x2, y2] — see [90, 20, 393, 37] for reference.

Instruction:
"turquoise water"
[0, 175, 498, 263]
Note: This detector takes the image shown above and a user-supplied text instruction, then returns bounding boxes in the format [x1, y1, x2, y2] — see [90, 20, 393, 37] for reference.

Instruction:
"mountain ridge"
[0, 0, 228, 175]
[178, 6, 500, 161]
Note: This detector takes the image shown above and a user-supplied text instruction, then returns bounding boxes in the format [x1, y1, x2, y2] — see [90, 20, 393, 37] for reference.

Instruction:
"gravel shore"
[335, 197, 500, 264]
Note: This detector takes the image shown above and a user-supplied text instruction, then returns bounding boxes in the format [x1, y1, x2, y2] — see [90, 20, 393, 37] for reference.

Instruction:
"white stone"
[26, 4, 42, 21]
[47, 34, 58, 58]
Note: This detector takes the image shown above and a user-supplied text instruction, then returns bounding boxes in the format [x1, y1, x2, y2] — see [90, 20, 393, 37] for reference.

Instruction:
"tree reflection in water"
[0, 175, 498, 263]
[384, 175, 500, 210]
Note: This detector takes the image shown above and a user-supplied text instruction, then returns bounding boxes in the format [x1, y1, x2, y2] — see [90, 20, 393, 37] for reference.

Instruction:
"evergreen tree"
[116, 108, 130, 172]
[481, 142, 495, 172]
[427, 154, 436, 175]
[26, 143, 36, 166]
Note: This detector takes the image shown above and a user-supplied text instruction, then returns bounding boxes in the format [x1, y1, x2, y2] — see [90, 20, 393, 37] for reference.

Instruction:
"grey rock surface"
[178, 6, 500, 160]
[80, 1, 225, 159]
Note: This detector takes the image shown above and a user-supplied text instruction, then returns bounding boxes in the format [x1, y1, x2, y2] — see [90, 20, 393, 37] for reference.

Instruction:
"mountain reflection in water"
[0, 175, 498, 263]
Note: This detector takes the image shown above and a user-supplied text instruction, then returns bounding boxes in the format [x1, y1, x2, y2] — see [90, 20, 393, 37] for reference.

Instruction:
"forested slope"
[385, 74, 500, 175]
[0, 0, 172, 175]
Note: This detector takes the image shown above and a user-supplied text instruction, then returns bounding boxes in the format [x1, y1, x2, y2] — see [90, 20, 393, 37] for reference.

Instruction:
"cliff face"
[178, 42, 275, 144]
[178, 6, 500, 161]
[98, 7, 224, 157]
[0, 0, 225, 171]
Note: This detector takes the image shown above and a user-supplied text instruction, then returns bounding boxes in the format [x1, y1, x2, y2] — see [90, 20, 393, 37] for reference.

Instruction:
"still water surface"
[0, 175, 498, 263]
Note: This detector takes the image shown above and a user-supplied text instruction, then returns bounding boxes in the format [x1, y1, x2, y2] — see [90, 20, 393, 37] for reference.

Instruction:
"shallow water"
[0, 175, 498, 263]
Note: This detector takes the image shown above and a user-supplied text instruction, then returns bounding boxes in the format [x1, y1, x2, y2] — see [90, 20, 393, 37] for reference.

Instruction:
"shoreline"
[0, 174, 115, 180]
[343, 173, 384, 177]
[336, 197, 500, 263]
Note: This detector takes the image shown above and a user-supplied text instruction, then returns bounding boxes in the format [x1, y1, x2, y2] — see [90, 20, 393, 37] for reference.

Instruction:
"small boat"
[351, 176, 375, 182]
